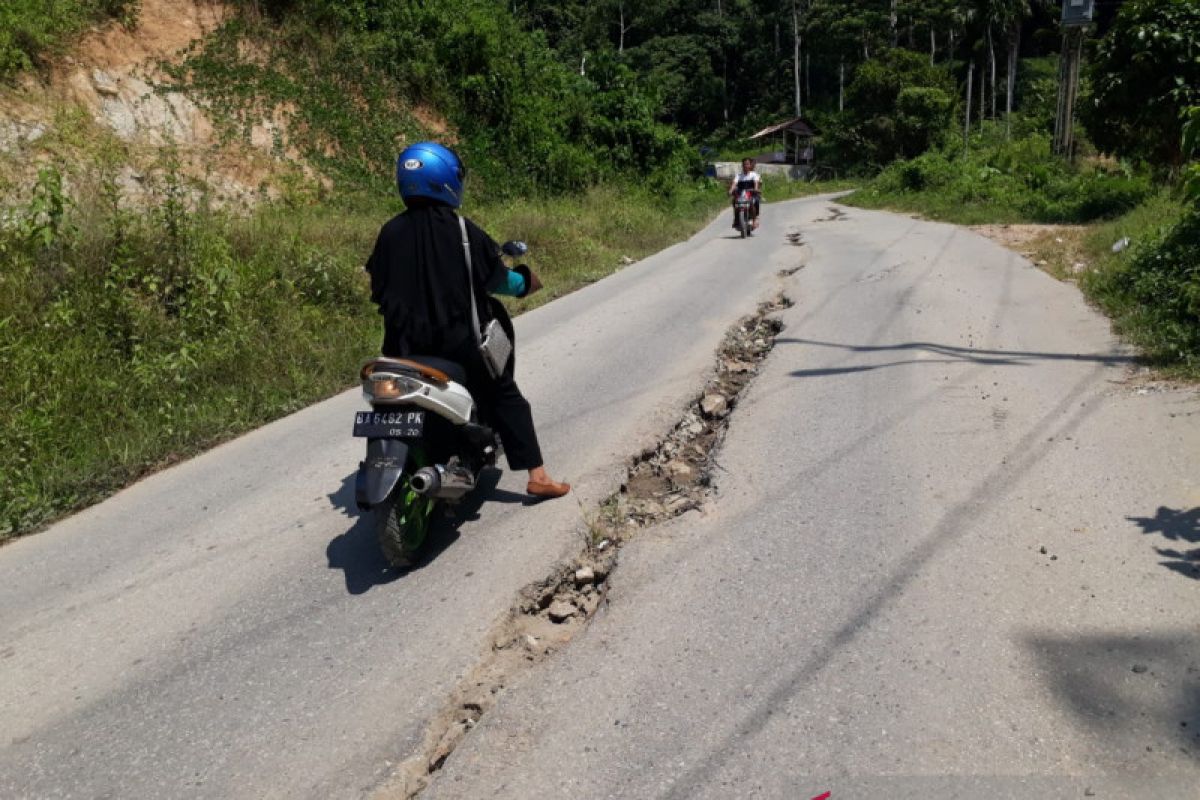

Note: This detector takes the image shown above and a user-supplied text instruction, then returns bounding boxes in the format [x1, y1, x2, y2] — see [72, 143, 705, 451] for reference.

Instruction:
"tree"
[843, 48, 955, 164]
[1084, 0, 1200, 167]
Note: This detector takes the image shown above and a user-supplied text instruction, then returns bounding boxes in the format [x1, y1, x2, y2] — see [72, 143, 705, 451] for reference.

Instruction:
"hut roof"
[748, 117, 817, 140]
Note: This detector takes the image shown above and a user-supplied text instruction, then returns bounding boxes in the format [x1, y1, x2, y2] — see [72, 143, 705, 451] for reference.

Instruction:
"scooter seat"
[405, 355, 467, 385]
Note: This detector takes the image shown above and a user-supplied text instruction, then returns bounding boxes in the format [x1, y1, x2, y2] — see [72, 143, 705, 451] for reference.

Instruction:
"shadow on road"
[1127, 506, 1200, 581]
[1022, 631, 1200, 758]
[777, 337, 1139, 378]
[324, 468, 526, 594]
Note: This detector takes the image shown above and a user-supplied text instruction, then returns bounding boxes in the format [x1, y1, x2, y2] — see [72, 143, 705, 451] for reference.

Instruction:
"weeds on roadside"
[1, 171, 766, 540]
[1083, 208, 1200, 375]
[849, 129, 1152, 225]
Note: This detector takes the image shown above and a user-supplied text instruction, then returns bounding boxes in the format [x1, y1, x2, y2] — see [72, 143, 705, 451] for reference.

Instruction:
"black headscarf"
[365, 204, 509, 357]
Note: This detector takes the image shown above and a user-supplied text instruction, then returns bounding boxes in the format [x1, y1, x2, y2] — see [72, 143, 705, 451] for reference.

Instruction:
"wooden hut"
[748, 116, 817, 175]
[705, 116, 818, 181]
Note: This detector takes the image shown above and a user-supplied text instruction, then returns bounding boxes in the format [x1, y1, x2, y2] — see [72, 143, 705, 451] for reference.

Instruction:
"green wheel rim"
[396, 484, 435, 552]
[399, 447, 435, 553]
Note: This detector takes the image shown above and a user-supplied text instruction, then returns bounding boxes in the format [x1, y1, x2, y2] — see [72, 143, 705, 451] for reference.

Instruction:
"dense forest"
[2, 1, 1195, 185]
[1, 0, 1197, 538]
[183, 0, 1193, 185]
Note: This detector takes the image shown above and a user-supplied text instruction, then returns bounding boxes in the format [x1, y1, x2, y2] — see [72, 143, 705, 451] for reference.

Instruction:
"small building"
[706, 116, 818, 181]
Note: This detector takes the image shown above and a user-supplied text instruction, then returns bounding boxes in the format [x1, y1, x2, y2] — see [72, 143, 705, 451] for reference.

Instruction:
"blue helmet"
[395, 141, 466, 208]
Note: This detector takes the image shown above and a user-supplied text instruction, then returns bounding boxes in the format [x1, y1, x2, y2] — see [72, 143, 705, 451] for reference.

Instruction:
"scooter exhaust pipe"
[409, 467, 440, 497]
[409, 464, 476, 500]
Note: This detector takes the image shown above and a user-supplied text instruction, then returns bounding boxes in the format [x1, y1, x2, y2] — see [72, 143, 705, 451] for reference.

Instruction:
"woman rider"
[365, 142, 570, 499]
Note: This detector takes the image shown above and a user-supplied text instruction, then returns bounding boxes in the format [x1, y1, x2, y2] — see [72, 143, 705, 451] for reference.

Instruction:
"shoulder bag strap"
[458, 214, 483, 346]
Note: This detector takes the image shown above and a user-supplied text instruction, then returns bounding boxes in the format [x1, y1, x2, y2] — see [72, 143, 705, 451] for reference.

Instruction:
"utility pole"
[1053, 0, 1093, 158]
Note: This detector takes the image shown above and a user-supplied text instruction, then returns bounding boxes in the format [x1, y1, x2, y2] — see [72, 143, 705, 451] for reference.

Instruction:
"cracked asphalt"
[0, 197, 823, 799]
[3, 199, 1197, 799]
[423, 207, 1200, 799]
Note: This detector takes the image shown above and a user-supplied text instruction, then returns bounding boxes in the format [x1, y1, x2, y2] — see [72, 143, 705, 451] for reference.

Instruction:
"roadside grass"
[1078, 195, 1199, 378]
[1, 174, 847, 541]
[846, 129, 1152, 226]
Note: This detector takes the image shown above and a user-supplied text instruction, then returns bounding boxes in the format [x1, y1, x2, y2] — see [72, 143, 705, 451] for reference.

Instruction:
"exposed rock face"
[0, 0, 315, 208]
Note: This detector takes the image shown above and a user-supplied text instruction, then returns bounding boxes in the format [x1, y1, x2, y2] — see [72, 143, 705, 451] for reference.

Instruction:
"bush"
[852, 133, 1152, 224]
[864, 150, 954, 193]
[0, 0, 139, 79]
[896, 87, 954, 159]
[1085, 0, 1200, 167]
[1085, 209, 1200, 370]
[1027, 173, 1152, 223]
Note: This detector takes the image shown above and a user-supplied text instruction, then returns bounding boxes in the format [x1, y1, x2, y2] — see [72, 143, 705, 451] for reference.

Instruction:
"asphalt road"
[425, 207, 1200, 798]
[0, 198, 816, 798]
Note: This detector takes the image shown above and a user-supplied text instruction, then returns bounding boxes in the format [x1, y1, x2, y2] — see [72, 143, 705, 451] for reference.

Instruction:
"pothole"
[814, 206, 848, 223]
[375, 293, 792, 799]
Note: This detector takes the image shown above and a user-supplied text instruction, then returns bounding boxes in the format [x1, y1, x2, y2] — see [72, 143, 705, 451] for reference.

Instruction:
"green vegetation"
[847, 132, 1152, 225]
[824, 49, 956, 169]
[172, 1, 692, 196]
[1080, 110, 1200, 377]
[0, 165, 737, 538]
[1083, 203, 1199, 375]
[1084, 0, 1200, 169]
[0, 0, 138, 78]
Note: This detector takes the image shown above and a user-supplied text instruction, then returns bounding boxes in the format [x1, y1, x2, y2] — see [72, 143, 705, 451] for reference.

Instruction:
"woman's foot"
[527, 466, 570, 499]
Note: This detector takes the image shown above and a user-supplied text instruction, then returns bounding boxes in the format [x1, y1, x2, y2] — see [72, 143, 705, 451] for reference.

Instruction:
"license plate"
[353, 410, 425, 438]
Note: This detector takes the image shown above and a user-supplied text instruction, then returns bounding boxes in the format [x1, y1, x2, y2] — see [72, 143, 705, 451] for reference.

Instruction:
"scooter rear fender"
[355, 438, 410, 511]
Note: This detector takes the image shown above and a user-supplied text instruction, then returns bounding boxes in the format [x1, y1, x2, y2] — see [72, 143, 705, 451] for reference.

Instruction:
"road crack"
[374, 294, 791, 799]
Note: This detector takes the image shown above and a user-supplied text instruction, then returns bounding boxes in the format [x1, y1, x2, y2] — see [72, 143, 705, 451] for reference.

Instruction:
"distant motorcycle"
[352, 241, 529, 568]
[733, 187, 756, 238]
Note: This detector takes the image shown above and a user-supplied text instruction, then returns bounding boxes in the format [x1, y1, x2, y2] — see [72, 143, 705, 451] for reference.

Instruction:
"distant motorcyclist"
[364, 142, 570, 499]
[729, 157, 762, 230]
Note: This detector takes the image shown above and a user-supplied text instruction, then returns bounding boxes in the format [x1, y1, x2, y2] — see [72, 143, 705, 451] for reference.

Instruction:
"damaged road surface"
[379, 297, 792, 797]
[423, 208, 1200, 799]
[0, 197, 830, 799]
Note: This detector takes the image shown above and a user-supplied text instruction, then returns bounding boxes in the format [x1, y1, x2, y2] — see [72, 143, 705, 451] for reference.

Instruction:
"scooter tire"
[377, 484, 435, 568]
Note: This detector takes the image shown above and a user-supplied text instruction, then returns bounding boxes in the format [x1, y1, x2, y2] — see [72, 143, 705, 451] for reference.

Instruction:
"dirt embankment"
[0, 0, 312, 207]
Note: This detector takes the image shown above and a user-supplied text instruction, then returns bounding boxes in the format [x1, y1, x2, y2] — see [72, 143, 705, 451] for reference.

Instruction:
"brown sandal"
[526, 478, 571, 499]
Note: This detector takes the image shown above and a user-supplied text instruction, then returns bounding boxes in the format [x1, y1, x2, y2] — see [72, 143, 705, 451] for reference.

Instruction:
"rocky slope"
[0, 0, 312, 207]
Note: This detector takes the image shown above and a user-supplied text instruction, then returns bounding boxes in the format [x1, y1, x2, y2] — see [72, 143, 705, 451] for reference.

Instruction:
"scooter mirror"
[501, 240, 528, 257]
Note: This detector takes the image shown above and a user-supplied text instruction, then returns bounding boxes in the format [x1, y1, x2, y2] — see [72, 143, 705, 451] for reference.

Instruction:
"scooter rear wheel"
[377, 484, 435, 568]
